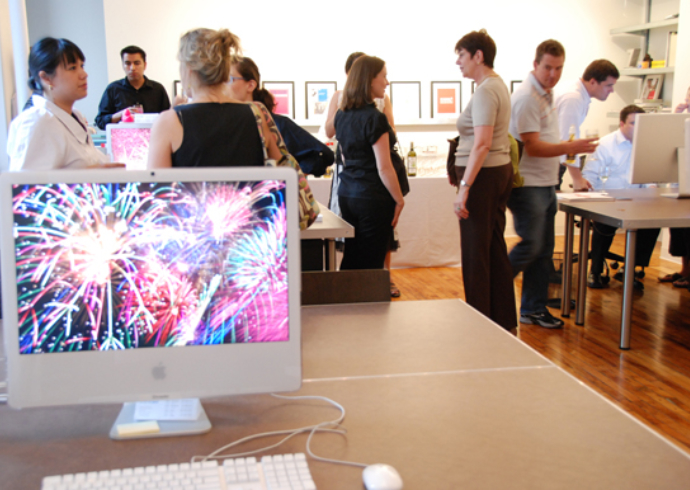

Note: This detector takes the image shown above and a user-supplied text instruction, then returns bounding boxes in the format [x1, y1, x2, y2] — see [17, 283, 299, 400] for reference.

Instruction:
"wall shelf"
[620, 67, 675, 76]
[610, 18, 678, 35]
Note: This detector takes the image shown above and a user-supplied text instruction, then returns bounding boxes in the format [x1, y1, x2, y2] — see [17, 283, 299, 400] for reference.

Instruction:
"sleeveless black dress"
[171, 103, 264, 168]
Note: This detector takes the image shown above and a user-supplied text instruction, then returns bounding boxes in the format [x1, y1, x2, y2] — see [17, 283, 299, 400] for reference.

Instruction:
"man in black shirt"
[95, 46, 170, 129]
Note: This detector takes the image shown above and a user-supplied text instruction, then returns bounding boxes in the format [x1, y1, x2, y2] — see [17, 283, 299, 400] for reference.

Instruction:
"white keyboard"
[41, 453, 317, 490]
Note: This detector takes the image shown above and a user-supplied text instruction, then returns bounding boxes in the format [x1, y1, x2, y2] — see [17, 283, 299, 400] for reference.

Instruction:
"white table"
[559, 188, 690, 349]
[300, 203, 353, 270]
[308, 176, 462, 268]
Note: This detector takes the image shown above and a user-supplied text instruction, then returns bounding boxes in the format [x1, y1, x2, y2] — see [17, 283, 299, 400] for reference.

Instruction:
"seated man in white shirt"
[582, 105, 660, 290]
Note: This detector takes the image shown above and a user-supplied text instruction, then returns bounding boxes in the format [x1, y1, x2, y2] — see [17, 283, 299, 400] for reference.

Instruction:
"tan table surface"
[2, 300, 690, 489]
[558, 187, 690, 229]
[299, 203, 354, 241]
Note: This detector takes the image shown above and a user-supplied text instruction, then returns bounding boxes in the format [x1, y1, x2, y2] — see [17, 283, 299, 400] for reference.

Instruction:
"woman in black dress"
[334, 56, 405, 269]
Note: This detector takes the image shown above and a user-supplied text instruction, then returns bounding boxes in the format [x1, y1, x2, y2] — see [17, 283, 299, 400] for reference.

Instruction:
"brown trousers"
[455, 163, 517, 330]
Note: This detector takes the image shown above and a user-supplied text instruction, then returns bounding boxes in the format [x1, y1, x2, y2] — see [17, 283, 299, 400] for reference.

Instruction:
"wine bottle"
[407, 142, 417, 177]
[565, 125, 576, 165]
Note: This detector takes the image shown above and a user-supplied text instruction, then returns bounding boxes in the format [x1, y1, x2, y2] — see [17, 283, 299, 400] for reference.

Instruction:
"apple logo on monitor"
[152, 363, 166, 380]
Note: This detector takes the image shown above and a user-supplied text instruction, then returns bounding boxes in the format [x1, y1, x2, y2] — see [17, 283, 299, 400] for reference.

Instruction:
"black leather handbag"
[447, 136, 460, 187]
[390, 146, 410, 196]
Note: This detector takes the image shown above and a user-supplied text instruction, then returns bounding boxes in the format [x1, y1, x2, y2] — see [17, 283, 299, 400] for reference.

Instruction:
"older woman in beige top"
[453, 29, 516, 331]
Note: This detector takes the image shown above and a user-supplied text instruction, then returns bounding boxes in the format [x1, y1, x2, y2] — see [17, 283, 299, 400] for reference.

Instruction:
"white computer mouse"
[362, 463, 403, 490]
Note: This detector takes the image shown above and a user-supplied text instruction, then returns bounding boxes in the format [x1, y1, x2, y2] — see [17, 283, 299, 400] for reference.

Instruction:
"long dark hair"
[234, 56, 275, 112]
[28, 37, 84, 94]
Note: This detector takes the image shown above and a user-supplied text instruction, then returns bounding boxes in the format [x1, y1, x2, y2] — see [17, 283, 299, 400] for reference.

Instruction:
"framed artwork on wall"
[430, 81, 461, 118]
[510, 80, 522, 93]
[263, 81, 295, 118]
[640, 74, 664, 101]
[390, 81, 421, 120]
[305, 82, 337, 120]
[173, 80, 182, 97]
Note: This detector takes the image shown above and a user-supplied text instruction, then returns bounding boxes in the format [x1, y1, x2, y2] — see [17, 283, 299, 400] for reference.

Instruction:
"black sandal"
[659, 272, 683, 283]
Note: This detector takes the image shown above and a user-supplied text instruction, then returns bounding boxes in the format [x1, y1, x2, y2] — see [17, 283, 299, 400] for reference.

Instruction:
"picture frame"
[510, 80, 522, 94]
[627, 48, 641, 68]
[640, 74, 664, 101]
[263, 81, 295, 118]
[390, 81, 421, 120]
[173, 80, 182, 97]
[430, 81, 461, 118]
[305, 82, 337, 120]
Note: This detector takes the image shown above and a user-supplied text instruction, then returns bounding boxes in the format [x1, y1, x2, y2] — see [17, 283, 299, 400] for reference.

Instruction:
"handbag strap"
[248, 102, 272, 165]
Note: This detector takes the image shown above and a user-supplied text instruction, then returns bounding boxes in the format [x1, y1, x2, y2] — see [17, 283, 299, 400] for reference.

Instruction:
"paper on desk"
[134, 398, 201, 421]
[557, 192, 615, 202]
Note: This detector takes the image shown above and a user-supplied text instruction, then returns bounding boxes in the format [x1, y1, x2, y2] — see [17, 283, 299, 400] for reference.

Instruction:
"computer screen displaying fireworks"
[11, 179, 289, 355]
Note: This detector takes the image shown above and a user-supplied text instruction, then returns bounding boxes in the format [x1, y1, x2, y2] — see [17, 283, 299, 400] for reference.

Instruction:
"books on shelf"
[557, 192, 616, 203]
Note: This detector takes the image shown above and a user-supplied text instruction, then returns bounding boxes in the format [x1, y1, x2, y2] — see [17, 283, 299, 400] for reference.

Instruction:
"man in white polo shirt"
[582, 104, 659, 289]
[508, 40, 597, 329]
[556, 59, 620, 191]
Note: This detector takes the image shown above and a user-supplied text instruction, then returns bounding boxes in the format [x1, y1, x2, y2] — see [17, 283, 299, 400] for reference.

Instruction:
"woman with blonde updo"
[148, 28, 281, 168]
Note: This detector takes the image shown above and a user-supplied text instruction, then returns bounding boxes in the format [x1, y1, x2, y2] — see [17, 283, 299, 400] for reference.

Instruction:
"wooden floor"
[390, 234, 690, 453]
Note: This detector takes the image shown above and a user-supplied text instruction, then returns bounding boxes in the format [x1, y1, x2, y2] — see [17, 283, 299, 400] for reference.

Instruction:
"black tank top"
[171, 103, 264, 168]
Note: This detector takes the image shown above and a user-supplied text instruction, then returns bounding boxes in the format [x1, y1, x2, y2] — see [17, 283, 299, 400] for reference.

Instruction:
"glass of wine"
[600, 165, 610, 187]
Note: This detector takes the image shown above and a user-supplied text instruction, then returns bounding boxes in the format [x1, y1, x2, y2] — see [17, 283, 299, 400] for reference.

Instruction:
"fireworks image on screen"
[11, 180, 289, 354]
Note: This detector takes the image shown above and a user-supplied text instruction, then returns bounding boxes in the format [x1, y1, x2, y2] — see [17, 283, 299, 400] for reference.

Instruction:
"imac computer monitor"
[0, 167, 302, 437]
[106, 123, 153, 170]
[630, 113, 690, 193]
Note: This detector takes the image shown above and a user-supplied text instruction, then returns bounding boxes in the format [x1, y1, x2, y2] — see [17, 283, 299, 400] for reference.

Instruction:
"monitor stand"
[661, 148, 690, 199]
[109, 398, 212, 440]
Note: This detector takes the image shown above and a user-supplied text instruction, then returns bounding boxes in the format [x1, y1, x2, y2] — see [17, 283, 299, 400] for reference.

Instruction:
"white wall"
[24, 0, 108, 124]
[102, 0, 644, 136]
[672, 0, 690, 104]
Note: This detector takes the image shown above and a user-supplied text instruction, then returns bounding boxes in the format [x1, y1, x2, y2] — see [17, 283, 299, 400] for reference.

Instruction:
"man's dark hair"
[583, 59, 620, 83]
[620, 104, 645, 123]
[534, 39, 565, 64]
[120, 45, 146, 62]
[455, 29, 496, 69]
[345, 52, 365, 74]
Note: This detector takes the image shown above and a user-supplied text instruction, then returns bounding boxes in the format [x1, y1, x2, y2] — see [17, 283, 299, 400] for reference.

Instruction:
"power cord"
[191, 394, 368, 469]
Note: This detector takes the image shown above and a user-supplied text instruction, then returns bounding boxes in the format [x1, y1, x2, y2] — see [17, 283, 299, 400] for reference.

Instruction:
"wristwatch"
[460, 179, 472, 189]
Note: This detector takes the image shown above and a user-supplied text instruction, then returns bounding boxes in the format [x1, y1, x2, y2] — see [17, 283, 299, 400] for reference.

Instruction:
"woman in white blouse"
[7, 37, 111, 171]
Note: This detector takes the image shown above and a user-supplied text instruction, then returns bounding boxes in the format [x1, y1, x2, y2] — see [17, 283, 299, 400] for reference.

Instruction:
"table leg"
[620, 229, 637, 350]
[575, 219, 590, 325]
[327, 239, 336, 271]
[561, 213, 575, 318]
